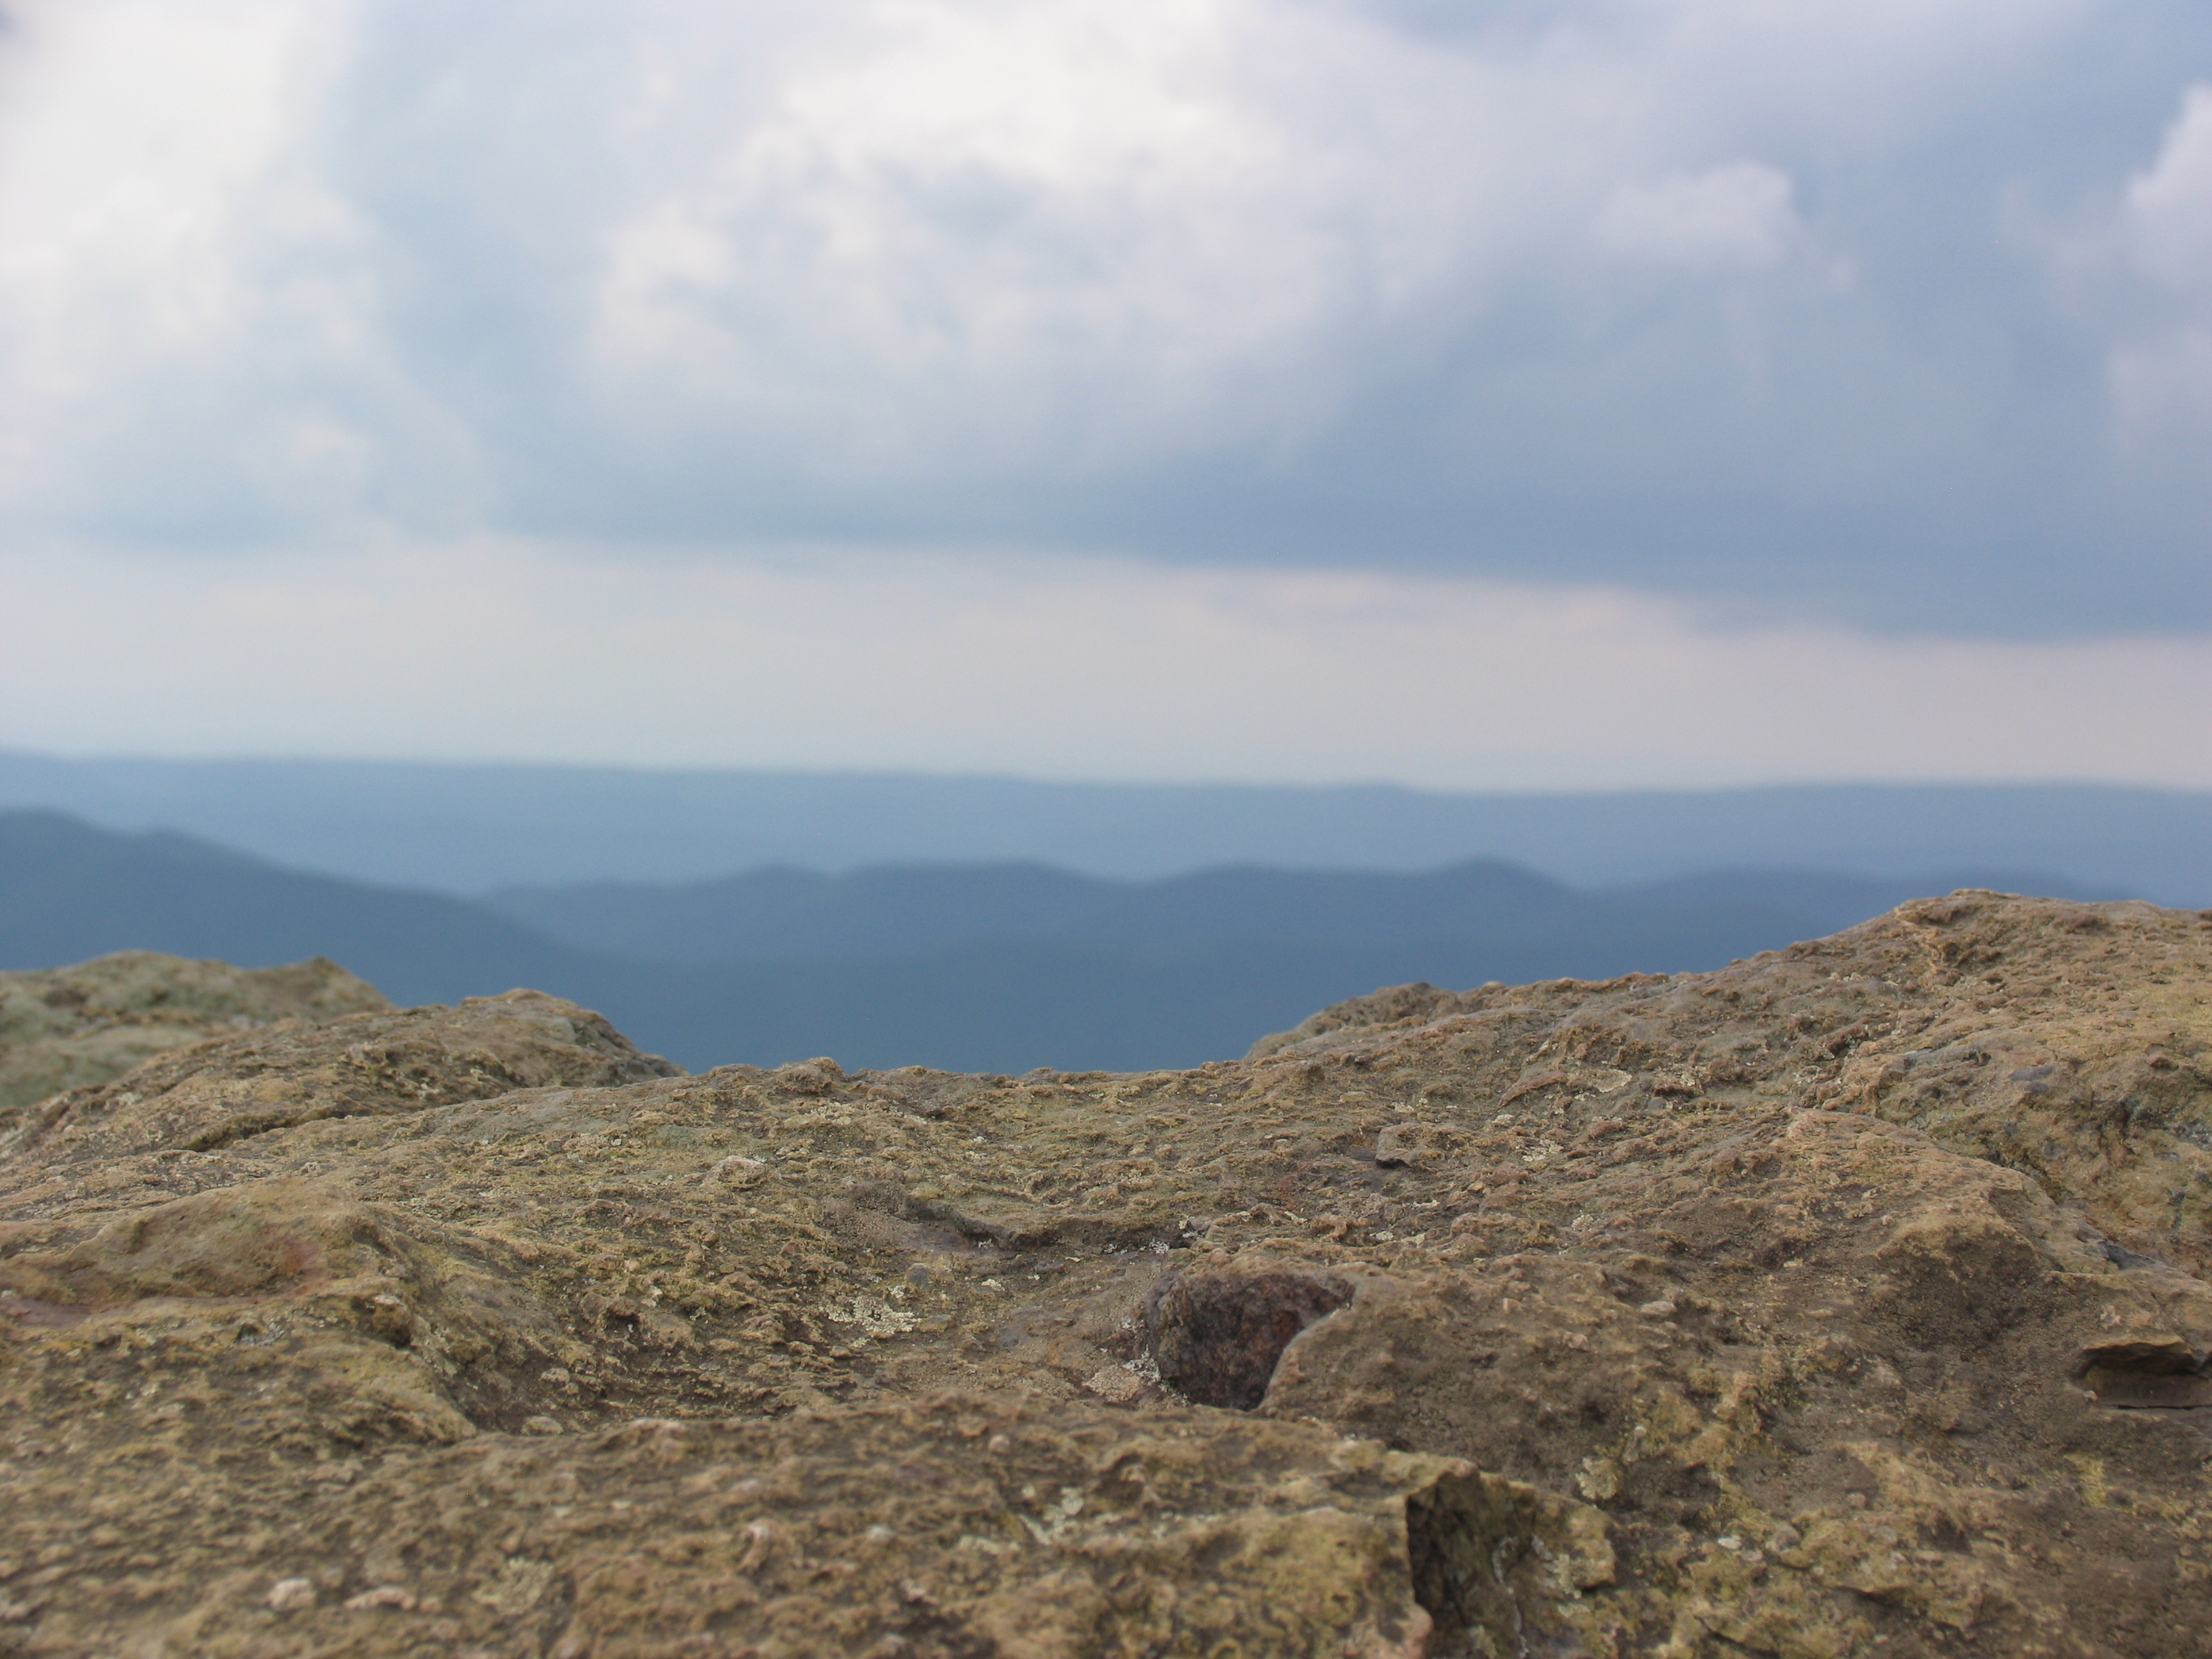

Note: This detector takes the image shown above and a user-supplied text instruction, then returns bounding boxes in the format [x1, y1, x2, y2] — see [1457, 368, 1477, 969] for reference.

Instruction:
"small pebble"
[1639, 1299, 1677, 1318]
[266, 1578, 316, 1614]
[343, 1586, 417, 1612]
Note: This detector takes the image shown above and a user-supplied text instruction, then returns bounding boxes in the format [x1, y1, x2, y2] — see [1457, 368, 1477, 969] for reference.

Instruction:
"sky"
[1, 0, 2208, 792]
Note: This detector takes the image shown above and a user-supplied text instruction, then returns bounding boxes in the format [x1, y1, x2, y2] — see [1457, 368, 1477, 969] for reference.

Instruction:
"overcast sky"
[2, 1, 2208, 790]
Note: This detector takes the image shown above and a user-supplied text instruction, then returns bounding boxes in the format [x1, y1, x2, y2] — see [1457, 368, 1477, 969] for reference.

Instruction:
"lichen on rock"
[0, 894, 2205, 1655]
[0, 950, 388, 1113]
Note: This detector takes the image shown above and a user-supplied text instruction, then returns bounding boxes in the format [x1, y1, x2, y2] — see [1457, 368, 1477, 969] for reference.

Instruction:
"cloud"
[1593, 163, 1802, 270]
[1, 0, 2209, 634]
[2125, 83, 2212, 291]
[2108, 85, 2212, 457]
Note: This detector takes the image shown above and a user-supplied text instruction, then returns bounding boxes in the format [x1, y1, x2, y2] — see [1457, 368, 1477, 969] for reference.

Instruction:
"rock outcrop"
[0, 951, 388, 1113]
[0, 893, 2205, 1656]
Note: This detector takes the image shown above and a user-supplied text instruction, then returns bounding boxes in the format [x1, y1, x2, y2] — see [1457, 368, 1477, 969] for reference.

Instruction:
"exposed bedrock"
[0, 951, 389, 1112]
[0, 893, 2200, 1655]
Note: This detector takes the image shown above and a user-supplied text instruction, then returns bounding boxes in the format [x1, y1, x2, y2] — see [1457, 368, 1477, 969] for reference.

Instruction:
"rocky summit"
[0, 893, 2207, 1658]
[0, 953, 389, 1117]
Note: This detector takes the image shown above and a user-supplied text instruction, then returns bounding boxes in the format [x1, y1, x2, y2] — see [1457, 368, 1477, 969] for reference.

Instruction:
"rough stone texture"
[0, 951, 388, 1112]
[1250, 890, 2212, 1277]
[0, 893, 2204, 1656]
[0, 985, 682, 1168]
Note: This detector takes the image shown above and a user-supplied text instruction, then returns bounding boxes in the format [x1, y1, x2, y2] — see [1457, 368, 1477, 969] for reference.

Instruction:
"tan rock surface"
[0, 951, 388, 1113]
[0, 893, 2204, 1656]
[1, 984, 682, 1169]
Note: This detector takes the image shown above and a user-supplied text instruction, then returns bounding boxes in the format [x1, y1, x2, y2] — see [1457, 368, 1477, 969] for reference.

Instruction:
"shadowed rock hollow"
[0, 893, 2205, 1657]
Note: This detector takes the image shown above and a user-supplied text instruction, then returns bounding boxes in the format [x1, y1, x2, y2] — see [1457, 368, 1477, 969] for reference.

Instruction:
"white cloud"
[2125, 82, 2212, 291]
[0, 0, 496, 533]
[2106, 84, 2212, 451]
[585, 0, 1324, 471]
[1593, 163, 1801, 270]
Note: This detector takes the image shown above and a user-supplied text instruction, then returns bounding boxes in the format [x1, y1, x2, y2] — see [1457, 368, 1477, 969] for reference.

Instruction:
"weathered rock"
[1251, 890, 2212, 1275]
[1, 985, 680, 1166]
[0, 950, 388, 1111]
[0, 893, 2203, 1656]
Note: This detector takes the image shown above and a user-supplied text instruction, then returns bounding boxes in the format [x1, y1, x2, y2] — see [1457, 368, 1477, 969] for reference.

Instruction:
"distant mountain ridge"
[3, 750, 2206, 901]
[481, 860, 2113, 965]
[0, 809, 2129, 1074]
[483, 861, 1578, 961]
[0, 808, 593, 998]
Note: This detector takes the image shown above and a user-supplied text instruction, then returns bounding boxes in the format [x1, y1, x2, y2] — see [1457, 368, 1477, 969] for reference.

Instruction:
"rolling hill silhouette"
[2, 809, 2118, 1073]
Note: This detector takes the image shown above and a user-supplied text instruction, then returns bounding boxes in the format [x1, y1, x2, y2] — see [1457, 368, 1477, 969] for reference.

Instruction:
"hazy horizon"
[6, 752, 2207, 903]
[20, 738, 2212, 797]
